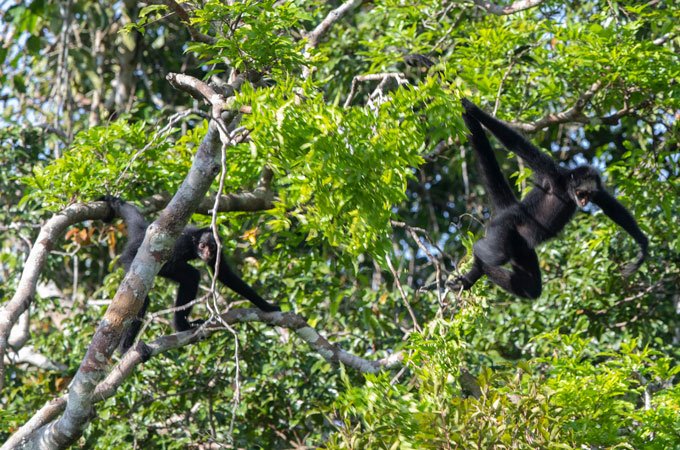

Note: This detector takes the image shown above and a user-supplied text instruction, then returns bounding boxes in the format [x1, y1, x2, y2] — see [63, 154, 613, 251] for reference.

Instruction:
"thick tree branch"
[139, 167, 276, 215]
[472, 0, 544, 15]
[16, 72, 250, 448]
[0, 202, 111, 392]
[3, 310, 402, 449]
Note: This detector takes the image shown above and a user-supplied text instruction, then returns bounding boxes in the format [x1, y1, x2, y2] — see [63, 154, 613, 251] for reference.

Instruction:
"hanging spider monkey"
[451, 99, 648, 298]
[102, 196, 281, 352]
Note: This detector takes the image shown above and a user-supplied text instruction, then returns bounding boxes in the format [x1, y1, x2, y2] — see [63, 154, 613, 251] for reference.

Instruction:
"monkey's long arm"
[212, 256, 281, 312]
[105, 196, 149, 236]
[461, 99, 558, 175]
[463, 112, 518, 210]
[592, 189, 649, 276]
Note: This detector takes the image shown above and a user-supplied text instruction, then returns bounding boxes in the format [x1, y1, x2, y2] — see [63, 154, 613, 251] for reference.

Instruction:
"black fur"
[103, 196, 280, 352]
[453, 99, 648, 298]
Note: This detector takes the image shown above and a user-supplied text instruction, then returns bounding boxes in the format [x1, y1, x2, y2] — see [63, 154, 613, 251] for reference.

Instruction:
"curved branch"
[4, 346, 67, 372]
[3, 310, 402, 449]
[0, 202, 111, 392]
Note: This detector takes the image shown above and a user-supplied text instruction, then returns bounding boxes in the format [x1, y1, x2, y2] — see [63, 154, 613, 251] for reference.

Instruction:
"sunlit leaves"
[187, 0, 308, 78]
[238, 81, 456, 256]
[21, 119, 199, 209]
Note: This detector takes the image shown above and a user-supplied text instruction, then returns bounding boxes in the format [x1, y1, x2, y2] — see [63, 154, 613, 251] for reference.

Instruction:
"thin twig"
[386, 256, 421, 333]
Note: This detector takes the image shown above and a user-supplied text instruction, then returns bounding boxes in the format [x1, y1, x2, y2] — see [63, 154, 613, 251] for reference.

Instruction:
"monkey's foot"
[418, 281, 442, 293]
[189, 319, 206, 328]
[445, 276, 469, 292]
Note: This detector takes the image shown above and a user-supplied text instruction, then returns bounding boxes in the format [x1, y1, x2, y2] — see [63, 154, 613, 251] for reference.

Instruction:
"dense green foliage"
[1, 0, 678, 448]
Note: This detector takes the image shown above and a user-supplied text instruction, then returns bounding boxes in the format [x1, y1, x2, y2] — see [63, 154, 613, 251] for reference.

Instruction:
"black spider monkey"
[450, 99, 649, 298]
[102, 196, 281, 352]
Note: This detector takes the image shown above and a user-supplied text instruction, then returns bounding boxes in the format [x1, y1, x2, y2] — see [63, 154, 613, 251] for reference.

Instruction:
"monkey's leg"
[447, 217, 514, 292]
[118, 295, 150, 354]
[473, 218, 515, 267]
[161, 263, 201, 332]
[484, 237, 542, 299]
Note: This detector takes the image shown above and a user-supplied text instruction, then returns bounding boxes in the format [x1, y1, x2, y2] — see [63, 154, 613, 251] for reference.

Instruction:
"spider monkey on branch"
[450, 99, 648, 298]
[102, 196, 280, 353]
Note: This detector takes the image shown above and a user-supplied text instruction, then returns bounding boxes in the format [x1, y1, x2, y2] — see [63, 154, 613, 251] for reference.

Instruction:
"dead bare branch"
[344, 73, 408, 108]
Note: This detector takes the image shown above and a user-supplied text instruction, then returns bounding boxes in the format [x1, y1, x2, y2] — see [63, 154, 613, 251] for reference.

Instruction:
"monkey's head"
[194, 229, 219, 262]
[568, 166, 601, 208]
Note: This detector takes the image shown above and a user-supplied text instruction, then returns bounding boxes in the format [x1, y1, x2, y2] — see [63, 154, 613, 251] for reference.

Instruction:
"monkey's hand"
[461, 97, 476, 111]
[98, 195, 123, 223]
[259, 303, 282, 313]
[445, 276, 468, 292]
[418, 280, 441, 293]
[621, 246, 648, 277]
[462, 112, 483, 134]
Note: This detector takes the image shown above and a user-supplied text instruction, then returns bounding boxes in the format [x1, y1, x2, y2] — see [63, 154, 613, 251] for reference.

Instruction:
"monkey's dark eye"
[199, 243, 206, 249]
[576, 191, 588, 199]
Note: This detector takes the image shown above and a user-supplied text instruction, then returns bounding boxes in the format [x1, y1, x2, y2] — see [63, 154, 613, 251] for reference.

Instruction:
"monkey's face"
[196, 232, 218, 262]
[568, 166, 600, 208]
[569, 166, 600, 208]
[572, 186, 593, 207]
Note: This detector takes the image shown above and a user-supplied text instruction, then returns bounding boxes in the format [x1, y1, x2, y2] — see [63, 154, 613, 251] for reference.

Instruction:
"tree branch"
[305, 0, 363, 49]
[302, 0, 364, 79]
[3, 310, 402, 449]
[139, 167, 276, 215]
[344, 73, 408, 108]
[17, 72, 253, 448]
[511, 80, 603, 132]
[0, 202, 111, 392]
[472, 0, 544, 15]
[4, 346, 67, 372]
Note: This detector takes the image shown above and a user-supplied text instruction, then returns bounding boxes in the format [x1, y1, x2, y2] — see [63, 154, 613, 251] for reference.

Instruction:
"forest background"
[0, 0, 678, 448]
